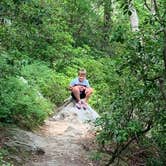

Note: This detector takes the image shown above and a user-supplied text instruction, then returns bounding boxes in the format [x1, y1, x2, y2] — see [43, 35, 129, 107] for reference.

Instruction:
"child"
[69, 69, 93, 109]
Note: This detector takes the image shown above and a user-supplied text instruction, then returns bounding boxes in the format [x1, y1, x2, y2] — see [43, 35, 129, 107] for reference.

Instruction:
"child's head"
[78, 69, 86, 82]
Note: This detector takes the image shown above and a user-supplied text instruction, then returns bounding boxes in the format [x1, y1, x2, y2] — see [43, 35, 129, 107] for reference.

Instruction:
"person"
[69, 69, 93, 109]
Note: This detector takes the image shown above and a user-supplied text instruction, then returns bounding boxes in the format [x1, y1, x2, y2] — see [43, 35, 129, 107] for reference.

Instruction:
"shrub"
[0, 77, 53, 129]
[21, 62, 69, 105]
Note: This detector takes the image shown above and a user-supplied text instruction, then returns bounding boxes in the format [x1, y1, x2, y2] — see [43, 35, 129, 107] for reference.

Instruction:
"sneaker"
[75, 101, 82, 109]
[81, 101, 88, 110]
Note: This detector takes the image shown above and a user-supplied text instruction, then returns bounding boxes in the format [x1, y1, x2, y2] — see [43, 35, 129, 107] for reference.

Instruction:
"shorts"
[71, 90, 86, 100]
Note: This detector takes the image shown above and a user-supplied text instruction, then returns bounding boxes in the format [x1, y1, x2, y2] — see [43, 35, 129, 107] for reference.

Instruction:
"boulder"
[52, 98, 100, 123]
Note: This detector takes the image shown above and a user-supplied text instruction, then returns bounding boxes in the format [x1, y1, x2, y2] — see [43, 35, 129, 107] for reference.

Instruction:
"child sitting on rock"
[69, 69, 93, 109]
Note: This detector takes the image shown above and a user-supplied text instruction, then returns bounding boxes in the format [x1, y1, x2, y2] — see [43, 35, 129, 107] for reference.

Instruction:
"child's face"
[78, 73, 86, 82]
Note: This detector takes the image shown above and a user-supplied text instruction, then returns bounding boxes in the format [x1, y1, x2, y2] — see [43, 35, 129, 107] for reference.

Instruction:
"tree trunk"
[129, 6, 139, 32]
[150, 0, 156, 15]
[102, 0, 112, 55]
[163, 30, 166, 73]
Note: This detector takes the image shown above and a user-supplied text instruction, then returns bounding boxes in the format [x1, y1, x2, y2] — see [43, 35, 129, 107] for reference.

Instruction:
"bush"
[21, 61, 69, 106]
[0, 50, 30, 78]
[0, 149, 13, 166]
[0, 77, 53, 129]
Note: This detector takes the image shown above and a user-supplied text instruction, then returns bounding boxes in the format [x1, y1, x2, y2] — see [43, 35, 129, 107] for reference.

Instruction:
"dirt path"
[26, 115, 95, 166]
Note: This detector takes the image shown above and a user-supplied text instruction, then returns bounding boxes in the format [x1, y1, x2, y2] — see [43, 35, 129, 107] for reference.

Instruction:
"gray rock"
[52, 98, 100, 123]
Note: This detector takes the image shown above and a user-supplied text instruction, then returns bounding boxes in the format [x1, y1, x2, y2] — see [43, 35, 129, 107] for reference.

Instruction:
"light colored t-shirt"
[70, 77, 90, 87]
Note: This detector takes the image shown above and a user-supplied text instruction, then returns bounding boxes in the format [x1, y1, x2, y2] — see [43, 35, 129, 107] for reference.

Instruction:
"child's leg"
[71, 86, 81, 102]
[84, 87, 93, 103]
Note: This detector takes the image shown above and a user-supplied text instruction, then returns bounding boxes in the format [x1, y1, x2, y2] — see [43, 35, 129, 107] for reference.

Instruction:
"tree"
[94, 0, 166, 165]
[102, 0, 112, 54]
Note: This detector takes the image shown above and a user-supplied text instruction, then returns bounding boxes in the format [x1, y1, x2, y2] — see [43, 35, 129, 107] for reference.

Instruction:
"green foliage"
[0, 0, 74, 64]
[0, 149, 13, 166]
[89, 150, 104, 161]
[0, 50, 30, 78]
[21, 62, 69, 105]
[0, 77, 53, 129]
[94, 55, 165, 164]
[92, 0, 166, 164]
[0, 0, 165, 165]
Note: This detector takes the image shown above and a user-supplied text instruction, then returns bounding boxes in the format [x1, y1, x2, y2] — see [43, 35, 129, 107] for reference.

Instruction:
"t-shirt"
[70, 77, 90, 87]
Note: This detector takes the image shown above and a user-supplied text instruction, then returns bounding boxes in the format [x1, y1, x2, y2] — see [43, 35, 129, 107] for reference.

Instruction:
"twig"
[105, 121, 153, 165]
[144, 0, 151, 11]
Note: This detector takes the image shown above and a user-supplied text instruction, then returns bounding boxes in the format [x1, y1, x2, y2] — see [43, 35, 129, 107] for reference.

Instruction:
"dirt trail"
[26, 102, 98, 166]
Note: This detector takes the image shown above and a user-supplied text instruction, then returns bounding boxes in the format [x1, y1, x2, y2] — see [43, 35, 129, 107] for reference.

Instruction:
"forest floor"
[26, 103, 99, 166]
[1, 101, 150, 166]
[1, 101, 99, 166]
[26, 118, 96, 166]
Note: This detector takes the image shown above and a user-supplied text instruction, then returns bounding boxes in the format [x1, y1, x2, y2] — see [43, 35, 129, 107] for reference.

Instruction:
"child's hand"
[79, 86, 86, 91]
[85, 88, 89, 94]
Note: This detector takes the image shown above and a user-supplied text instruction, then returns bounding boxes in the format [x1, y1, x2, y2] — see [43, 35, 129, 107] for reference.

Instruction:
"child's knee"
[86, 87, 93, 94]
[89, 88, 93, 93]
[72, 86, 80, 92]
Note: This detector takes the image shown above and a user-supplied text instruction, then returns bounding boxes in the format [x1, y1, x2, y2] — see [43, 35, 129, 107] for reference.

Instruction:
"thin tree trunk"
[102, 0, 112, 55]
[129, 6, 139, 32]
[151, 0, 156, 14]
[163, 30, 166, 73]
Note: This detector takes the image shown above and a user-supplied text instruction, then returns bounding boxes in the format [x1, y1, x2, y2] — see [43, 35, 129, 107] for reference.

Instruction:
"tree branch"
[105, 121, 153, 165]
[146, 75, 162, 82]
[158, 78, 166, 103]
[144, 0, 151, 11]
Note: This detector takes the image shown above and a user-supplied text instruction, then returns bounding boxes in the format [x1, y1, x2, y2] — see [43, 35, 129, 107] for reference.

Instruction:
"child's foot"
[81, 100, 88, 110]
[75, 101, 82, 109]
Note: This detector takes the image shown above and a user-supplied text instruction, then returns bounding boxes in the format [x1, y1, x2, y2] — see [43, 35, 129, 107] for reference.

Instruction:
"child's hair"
[78, 68, 87, 75]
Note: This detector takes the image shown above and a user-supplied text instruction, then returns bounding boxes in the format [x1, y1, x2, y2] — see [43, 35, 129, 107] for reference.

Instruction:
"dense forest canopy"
[0, 0, 165, 165]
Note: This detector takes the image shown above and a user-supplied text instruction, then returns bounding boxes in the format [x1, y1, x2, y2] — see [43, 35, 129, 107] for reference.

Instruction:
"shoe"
[81, 101, 88, 110]
[75, 101, 82, 109]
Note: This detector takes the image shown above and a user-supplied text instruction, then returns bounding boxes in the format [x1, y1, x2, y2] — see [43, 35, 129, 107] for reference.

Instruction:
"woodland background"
[0, 0, 165, 165]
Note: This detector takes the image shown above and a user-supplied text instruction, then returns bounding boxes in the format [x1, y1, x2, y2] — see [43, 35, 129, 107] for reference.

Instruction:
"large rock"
[52, 98, 100, 123]
[2, 127, 45, 165]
